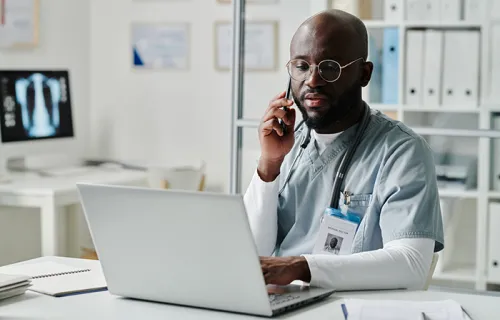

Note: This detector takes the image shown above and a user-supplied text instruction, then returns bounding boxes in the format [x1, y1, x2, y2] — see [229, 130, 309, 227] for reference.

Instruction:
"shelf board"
[404, 21, 483, 28]
[486, 107, 500, 113]
[402, 106, 480, 113]
[488, 192, 500, 200]
[413, 127, 500, 138]
[236, 119, 259, 128]
[370, 103, 399, 111]
[368, 104, 481, 113]
[438, 189, 479, 198]
[363, 20, 400, 28]
[433, 266, 476, 282]
[361, 20, 482, 29]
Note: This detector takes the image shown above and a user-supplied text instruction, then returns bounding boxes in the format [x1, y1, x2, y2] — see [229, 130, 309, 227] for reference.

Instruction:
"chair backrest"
[423, 253, 440, 290]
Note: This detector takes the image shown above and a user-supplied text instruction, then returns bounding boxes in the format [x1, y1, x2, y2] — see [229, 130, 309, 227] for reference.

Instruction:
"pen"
[419, 311, 428, 320]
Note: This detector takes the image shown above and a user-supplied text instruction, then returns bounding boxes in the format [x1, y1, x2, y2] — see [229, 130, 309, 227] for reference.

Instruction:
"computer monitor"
[0, 70, 80, 174]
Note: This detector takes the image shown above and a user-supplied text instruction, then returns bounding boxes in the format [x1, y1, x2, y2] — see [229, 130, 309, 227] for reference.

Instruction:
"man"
[324, 237, 339, 254]
[243, 9, 444, 291]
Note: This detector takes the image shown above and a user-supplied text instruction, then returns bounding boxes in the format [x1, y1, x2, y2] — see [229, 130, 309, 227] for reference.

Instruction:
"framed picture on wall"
[131, 22, 190, 70]
[217, 0, 278, 3]
[214, 20, 279, 71]
[0, 0, 39, 49]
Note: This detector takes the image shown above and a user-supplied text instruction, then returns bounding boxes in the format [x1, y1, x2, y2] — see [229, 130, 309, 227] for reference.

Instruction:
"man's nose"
[304, 66, 325, 88]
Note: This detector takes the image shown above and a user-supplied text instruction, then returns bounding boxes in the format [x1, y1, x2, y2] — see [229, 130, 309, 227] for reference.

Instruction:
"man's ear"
[360, 61, 373, 87]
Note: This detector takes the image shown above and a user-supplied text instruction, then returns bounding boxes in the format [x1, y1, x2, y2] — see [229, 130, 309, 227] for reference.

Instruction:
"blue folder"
[382, 28, 399, 104]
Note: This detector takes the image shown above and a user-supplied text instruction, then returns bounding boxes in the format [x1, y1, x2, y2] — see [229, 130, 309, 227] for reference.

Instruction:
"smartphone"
[279, 77, 292, 135]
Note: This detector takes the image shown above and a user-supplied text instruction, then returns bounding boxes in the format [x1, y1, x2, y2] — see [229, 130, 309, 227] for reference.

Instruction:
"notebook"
[341, 299, 472, 320]
[0, 261, 107, 297]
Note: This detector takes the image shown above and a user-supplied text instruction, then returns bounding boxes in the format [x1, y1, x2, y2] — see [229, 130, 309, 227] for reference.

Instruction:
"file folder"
[363, 32, 382, 103]
[488, 202, 500, 282]
[458, 30, 480, 106]
[442, 30, 480, 106]
[493, 0, 500, 20]
[405, 30, 424, 106]
[405, 0, 426, 20]
[492, 115, 500, 191]
[423, 30, 444, 106]
[440, 0, 462, 21]
[464, 0, 483, 21]
[423, 0, 441, 21]
[358, 0, 374, 20]
[384, 0, 403, 21]
[490, 24, 500, 102]
[382, 28, 399, 104]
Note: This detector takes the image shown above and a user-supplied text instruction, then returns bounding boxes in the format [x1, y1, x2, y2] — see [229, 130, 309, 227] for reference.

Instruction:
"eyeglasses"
[286, 57, 364, 83]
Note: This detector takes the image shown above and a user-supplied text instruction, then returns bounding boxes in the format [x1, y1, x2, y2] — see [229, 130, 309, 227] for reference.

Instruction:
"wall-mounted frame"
[0, 0, 39, 49]
[217, 0, 278, 3]
[214, 20, 279, 72]
[131, 22, 190, 70]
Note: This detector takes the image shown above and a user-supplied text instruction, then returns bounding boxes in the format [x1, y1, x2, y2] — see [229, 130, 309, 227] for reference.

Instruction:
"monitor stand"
[0, 158, 16, 183]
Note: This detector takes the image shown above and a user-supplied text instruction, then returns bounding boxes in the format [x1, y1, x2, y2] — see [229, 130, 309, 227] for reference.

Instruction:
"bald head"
[286, 9, 373, 134]
[291, 9, 368, 61]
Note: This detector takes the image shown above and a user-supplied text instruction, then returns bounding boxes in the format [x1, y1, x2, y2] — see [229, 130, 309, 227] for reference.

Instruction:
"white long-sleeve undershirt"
[243, 170, 435, 291]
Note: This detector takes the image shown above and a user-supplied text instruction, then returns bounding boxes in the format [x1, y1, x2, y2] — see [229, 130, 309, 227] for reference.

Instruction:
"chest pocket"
[340, 192, 373, 217]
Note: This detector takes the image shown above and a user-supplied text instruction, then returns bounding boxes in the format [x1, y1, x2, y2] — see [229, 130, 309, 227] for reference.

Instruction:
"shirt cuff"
[251, 169, 280, 190]
[301, 254, 322, 287]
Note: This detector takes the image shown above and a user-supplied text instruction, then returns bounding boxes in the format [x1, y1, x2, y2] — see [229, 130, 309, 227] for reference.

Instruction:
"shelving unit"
[434, 266, 477, 282]
[228, 0, 500, 291]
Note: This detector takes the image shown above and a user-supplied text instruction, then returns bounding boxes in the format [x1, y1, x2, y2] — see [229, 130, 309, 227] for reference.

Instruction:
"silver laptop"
[76, 183, 334, 317]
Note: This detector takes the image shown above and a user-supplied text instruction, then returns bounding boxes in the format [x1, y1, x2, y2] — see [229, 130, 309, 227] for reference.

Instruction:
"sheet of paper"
[131, 23, 190, 69]
[0, 261, 87, 278]
[215, 21, 278, 70]
[343, 299, 465, 320]
[0, 0, 37, 48]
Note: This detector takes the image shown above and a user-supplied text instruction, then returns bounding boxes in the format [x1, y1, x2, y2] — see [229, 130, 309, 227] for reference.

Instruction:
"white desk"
[0, 168, 148, 257]
[0, 257, 499, 319]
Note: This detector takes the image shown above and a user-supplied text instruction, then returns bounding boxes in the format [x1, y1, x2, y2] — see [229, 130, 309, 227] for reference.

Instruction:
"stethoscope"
[278, 104, 371, 210]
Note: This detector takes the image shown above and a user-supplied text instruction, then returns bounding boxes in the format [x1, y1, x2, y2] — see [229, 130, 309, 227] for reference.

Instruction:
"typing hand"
[260, 256, 311, 286]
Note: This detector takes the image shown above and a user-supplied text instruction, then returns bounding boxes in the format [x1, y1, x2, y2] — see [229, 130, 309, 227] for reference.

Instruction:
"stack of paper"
[0, 273, 31, 301]
[342, 299, 469, 320]
[0, 261, 107, 297]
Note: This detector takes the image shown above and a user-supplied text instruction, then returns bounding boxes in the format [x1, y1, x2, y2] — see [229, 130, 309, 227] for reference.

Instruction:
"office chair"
[423, 253, 440, 290]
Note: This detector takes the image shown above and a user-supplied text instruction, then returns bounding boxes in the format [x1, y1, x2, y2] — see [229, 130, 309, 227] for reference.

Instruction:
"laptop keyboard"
[268, 294, 301, 306]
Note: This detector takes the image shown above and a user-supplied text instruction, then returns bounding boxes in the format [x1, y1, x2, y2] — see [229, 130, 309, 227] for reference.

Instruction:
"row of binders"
[363, 28, 481, 107]
[385, 0, 487, 22]
[405, 29, 480, 107]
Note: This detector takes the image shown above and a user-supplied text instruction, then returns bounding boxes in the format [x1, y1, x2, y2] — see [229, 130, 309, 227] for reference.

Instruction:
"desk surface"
[0, 257, 499, 319]
[0, 168, 147, 196]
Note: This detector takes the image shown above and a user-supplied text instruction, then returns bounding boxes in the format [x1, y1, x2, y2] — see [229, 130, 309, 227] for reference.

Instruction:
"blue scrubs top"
[274, 104, 445, 256]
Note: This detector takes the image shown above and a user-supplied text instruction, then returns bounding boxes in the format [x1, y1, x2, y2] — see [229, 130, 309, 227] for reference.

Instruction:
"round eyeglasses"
[286, 57, 364, 83]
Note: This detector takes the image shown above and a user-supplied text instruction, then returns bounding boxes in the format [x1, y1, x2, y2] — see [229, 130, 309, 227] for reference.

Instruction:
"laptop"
[76, 183, 335, 317]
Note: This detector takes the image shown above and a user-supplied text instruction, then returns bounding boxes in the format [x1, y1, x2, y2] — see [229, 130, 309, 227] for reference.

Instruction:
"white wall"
[89, 0, 313, 193]
[0, 0, 90, 266]
[0, 0, 316, 265]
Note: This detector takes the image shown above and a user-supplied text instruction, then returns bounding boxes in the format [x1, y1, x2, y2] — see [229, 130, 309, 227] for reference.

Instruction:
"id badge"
[312, 207, 361, 255]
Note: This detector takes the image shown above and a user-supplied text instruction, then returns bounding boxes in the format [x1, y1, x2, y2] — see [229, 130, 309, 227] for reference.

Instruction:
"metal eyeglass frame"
[286, 57, 365, 83]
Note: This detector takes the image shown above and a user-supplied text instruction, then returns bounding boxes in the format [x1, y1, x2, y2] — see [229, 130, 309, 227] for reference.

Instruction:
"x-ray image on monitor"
[0, 70, 74, 143]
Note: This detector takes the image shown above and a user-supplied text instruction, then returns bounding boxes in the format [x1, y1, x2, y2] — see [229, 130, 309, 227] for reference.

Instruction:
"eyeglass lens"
[287, 59, 341, 82]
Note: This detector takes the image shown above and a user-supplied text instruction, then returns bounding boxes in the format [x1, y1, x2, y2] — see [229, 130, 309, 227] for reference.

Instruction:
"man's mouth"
[303, 93, 329, 108]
